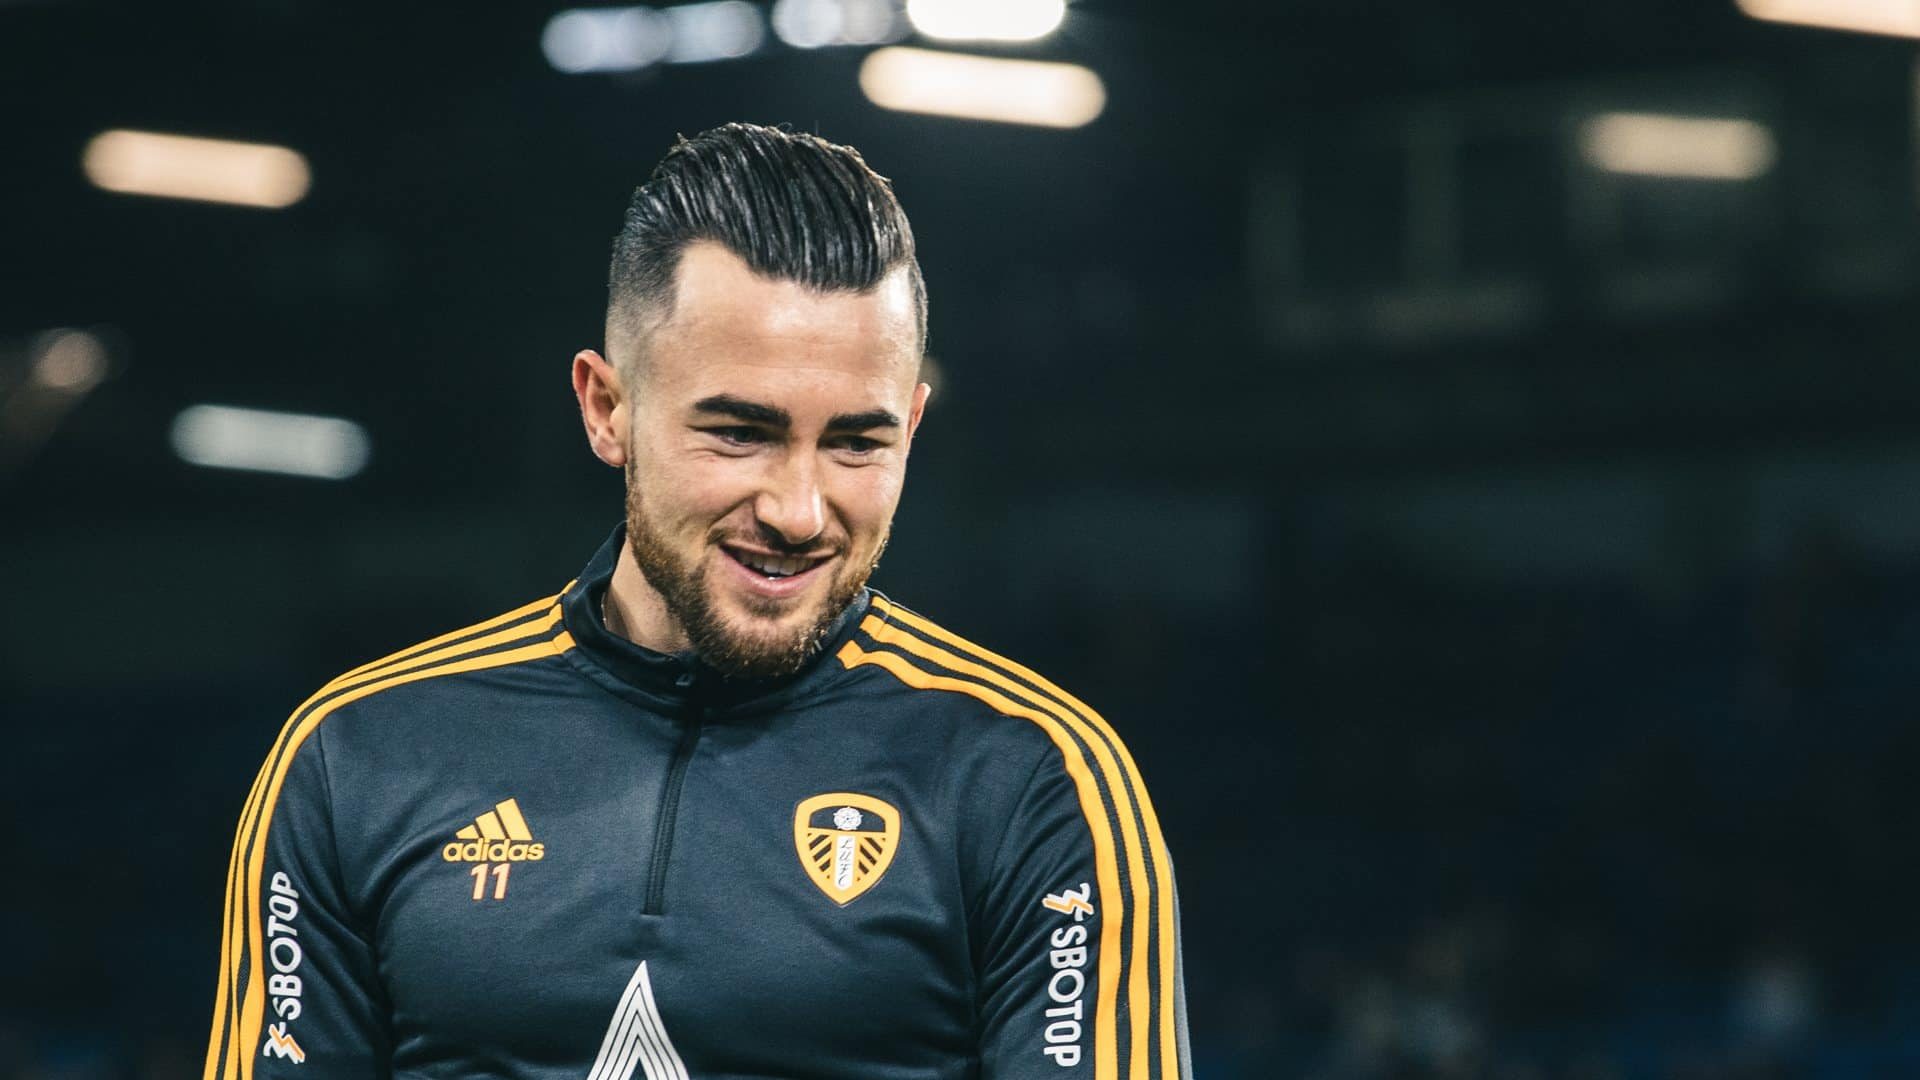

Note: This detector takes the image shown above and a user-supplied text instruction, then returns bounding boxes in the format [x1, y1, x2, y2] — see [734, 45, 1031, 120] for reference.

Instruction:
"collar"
[557, 523, 869, 716]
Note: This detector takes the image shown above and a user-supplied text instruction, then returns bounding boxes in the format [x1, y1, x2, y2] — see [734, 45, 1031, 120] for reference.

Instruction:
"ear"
[906, 381, 932, 442]
[572, 349, 629, 467]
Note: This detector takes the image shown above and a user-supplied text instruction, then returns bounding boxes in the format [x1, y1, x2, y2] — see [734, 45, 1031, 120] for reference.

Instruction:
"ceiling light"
[83, 130, 310, 209]
[904, 0, 1066, 42]
[860, 47, 1105, 129]
[170, 404, 371, 480]
[1581, 112, 1777, 180]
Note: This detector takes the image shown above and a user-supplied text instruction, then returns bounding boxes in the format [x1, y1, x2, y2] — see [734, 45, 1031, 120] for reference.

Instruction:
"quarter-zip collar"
[558, 523, 869, 717]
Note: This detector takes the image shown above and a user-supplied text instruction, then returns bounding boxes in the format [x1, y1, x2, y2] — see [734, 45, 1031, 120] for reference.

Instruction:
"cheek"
[831, 468, 906, 537]
[634, 451, 752, 530]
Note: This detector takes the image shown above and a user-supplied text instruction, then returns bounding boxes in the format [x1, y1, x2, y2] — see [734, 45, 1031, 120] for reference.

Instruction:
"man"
[204, 122, 1189, 1080]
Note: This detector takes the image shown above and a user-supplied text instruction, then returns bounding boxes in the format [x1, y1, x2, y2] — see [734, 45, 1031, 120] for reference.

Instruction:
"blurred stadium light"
[543, 8, 671, 72]
[1581, 112, 1777, 179]
[859, 47, 1105, 127]
[28, 329, 108, 394]
[1736, 0, 1920, 39]
[82, 130, 309, 209]
[904, 0, 1066, 42]
[1249, 79, 1800, 351]
[169, 404, 371, 480]
[0, 328, 113, 474]
[770, 0, 905, 48]
[665, 1, 765, 62]
[542, 2, 763, 73]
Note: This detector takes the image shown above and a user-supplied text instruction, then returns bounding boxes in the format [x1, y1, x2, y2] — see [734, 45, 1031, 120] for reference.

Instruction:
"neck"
[605, 543, 693, 655]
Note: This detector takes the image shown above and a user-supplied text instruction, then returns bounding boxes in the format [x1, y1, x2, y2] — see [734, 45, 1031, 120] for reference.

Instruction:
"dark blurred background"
[6, 0, 1920, 1076]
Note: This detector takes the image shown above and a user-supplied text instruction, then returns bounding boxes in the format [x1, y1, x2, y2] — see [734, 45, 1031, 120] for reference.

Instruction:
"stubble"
[622, 460, 883, 679]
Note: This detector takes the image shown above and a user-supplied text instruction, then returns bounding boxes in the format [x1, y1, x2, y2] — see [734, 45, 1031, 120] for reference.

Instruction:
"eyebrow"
[691, 394, 901, 432]
[692, 394, 788, 427]
[826, 408, 902, 432]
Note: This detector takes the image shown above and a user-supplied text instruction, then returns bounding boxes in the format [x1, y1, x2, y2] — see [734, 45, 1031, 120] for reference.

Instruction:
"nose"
[754, 452, 826, 547]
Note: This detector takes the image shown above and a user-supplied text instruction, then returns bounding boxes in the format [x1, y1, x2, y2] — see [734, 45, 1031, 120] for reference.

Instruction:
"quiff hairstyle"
[606, 122, 927, 380]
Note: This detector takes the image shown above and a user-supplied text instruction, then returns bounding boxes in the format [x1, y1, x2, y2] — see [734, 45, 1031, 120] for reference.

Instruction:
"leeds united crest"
[793, 792, 900, 905]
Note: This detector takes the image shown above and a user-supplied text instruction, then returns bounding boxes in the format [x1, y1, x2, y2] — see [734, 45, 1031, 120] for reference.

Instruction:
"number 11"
[469, 863, 510, 900]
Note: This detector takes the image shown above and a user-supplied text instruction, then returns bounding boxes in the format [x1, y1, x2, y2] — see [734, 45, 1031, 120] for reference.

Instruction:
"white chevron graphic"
[586, 961, 688, 1080]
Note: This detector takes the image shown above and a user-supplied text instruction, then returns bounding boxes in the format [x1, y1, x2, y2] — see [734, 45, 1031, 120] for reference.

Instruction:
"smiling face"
[590, 242, 929, 678]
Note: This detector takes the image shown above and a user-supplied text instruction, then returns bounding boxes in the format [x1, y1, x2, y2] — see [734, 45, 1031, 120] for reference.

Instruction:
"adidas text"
[441, 840, 545, 863]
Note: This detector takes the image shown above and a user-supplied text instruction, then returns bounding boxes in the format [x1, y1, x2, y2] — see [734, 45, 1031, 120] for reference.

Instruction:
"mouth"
[719, 543, 835, 597]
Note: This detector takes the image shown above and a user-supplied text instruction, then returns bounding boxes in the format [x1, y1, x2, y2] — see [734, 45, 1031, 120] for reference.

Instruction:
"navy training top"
[205, 525, 1190, 1080]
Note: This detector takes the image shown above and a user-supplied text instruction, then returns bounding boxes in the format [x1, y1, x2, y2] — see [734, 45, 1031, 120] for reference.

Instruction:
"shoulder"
[837, 593, 1132, 769]
[852, 597, 1178, 950]
[265, 591, 575, 757]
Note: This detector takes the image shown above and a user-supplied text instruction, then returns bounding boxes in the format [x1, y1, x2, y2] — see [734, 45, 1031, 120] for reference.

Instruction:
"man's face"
[619, 242, 929, 678]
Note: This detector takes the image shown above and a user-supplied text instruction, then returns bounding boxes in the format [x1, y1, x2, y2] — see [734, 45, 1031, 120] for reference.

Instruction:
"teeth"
[734, 549, 816, 578]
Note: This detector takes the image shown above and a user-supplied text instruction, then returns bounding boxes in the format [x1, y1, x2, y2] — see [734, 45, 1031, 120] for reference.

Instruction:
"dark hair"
[608, 122, 926, 369]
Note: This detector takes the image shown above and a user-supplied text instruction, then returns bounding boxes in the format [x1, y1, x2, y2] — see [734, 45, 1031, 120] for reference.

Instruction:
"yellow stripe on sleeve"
[326, 590, 563, 688]
[836, 639, 1129, 1080]
[322, 604, 565, 700]
[869, 596, 1184, 1079]
[205, 761, 269, 1080]
[225, 631, 574, 1080]
[211, 601, 567, 1078]
[206, 601, 573, 1080]
[227, 601, 564, 878]
[858, 615, 1158, 1079]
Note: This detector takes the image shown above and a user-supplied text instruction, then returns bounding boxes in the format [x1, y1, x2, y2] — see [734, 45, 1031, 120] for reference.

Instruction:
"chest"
[350, 709, 978, 1079]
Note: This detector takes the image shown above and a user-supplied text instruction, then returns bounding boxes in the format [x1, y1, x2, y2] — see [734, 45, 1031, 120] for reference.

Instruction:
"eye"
[703, 426, 766, 447]
[831, 435, 883, 454]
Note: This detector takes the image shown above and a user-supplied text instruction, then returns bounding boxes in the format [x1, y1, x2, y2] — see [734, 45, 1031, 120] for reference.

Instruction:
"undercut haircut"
[607, 122, 927, 379]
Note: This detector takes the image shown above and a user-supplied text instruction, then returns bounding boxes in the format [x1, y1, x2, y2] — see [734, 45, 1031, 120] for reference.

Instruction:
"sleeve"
[205, 722, 393, 1080]
[973, 743, 1192, 1080]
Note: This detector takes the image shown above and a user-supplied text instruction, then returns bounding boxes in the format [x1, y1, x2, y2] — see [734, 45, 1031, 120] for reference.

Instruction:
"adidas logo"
[440, 798, 547, 863]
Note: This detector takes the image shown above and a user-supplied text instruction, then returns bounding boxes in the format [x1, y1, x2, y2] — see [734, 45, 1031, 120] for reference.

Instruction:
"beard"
[624, 460, 884, 680]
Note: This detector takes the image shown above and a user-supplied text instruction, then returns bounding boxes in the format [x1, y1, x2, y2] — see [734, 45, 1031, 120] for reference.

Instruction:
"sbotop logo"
[261, 871, 308, 1063]
[1038, 882, 1095, 1068]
